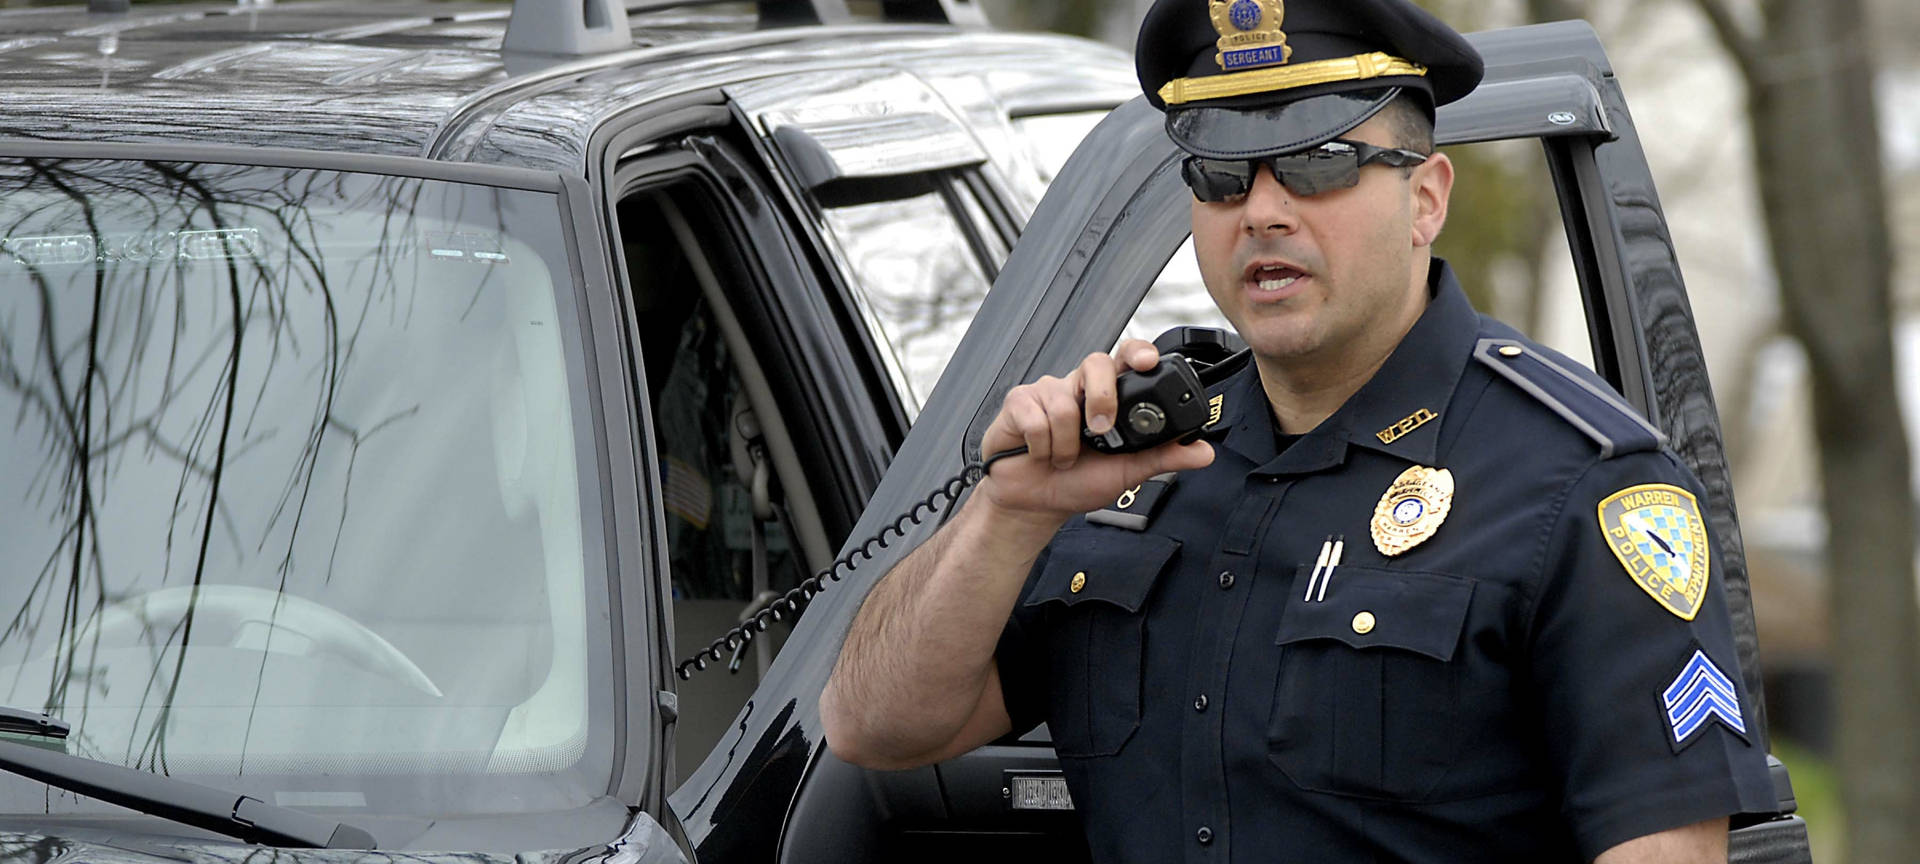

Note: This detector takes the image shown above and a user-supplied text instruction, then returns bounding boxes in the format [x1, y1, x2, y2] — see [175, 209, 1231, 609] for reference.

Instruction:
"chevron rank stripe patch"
[1661, 647, 1747, 750]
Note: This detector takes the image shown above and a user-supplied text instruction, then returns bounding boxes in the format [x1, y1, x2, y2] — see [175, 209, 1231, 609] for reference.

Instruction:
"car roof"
[0, 1, 1137, 173]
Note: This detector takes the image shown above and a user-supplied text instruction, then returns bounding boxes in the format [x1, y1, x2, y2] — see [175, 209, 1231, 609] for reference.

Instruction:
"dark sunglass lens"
[1270, 150, 1360, 197]
[1184, 159, 1254, 202]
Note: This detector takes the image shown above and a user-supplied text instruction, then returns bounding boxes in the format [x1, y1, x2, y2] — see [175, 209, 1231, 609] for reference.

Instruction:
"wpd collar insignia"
[1210, 0, 1291, 71]
[1599, 483, 1710, 620]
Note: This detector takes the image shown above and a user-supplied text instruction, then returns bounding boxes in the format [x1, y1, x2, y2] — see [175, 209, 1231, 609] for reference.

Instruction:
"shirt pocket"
[1022, 527, 1180, 758]
[1266, 566, 1475, 801]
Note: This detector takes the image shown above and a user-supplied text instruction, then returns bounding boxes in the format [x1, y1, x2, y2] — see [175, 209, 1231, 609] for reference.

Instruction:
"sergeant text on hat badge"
[1371, 465, 1454, 556]
[1210, 0, 1291, 72]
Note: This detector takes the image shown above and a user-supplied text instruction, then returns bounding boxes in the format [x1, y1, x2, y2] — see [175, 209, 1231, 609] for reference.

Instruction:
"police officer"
[821, 0, 1776, 860]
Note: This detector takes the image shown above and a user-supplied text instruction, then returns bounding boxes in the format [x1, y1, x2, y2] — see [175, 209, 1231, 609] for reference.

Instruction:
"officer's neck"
[1253, 264, 1432, 436]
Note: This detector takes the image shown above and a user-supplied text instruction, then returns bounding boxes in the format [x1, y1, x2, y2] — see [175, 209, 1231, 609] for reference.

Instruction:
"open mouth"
[1246, 262, 1309, 295]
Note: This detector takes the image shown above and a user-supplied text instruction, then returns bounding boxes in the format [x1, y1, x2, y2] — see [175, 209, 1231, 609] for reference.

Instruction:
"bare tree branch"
[1690, 0, 1763, 81]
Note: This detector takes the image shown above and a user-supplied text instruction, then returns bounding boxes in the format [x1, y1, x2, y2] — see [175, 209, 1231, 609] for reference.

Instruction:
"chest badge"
[1598, 483, 1710, 620]
[1371, 465, 1454, 556]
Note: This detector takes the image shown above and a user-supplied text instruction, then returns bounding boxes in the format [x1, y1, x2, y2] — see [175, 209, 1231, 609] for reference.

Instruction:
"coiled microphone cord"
[674, 446, 1030, 681]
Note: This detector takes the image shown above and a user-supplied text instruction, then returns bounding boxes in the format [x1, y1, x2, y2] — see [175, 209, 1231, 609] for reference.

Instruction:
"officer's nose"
[1239, 164, 1299, 237]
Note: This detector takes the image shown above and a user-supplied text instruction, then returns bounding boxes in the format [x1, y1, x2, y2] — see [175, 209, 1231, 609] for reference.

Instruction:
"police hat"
[1137, 0, 1484, 159]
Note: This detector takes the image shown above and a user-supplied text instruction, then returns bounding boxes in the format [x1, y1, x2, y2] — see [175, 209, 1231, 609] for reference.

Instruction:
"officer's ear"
[1409, 151, 1453, 249]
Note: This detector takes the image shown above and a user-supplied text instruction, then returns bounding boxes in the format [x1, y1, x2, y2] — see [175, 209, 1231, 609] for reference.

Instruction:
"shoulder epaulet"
[1472, 337, 1666, 459]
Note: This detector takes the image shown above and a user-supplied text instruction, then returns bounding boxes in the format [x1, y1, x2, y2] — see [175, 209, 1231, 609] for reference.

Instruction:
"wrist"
[968, 477, 1073, 539]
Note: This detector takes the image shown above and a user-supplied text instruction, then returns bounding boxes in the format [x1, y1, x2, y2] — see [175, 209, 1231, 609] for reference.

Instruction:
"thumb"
[1132, 440, 1214, 480]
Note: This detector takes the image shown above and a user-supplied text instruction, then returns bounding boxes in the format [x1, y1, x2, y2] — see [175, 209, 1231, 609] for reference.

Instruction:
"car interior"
[614, 185, 838, 787]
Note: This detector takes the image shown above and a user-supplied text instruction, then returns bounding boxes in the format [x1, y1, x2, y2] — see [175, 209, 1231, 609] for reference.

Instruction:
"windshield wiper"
[0, 715, 375, 849]
[0, 707, 70, 740]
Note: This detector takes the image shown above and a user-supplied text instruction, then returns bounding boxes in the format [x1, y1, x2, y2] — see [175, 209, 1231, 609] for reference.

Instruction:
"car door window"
[1010, 110, 1114, 193]
[817, 175, 996, 418]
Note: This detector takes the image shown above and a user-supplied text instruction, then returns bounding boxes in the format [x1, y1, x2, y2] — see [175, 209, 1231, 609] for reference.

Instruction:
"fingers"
[1079, 346, 1154, 434]
[1078, 352, 1117, 436]
[1039, 379, 1083, 469]
[1109, 440, 1216, 492]
[1153, 439, 1215, 474]
[987, 347, 1192, 478]
[1003, 385, 1053, 465]
[1114, 339, 1160, 373]
[990, 373, 1085, 468]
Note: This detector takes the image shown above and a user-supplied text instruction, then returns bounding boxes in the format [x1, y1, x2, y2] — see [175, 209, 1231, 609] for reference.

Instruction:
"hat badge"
[1210, 0, 1291, 72]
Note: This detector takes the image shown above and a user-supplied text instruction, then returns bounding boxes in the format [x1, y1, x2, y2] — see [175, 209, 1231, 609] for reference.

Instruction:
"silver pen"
[1316, 537, 1344, 602]
[1304, 536, 1333, 602]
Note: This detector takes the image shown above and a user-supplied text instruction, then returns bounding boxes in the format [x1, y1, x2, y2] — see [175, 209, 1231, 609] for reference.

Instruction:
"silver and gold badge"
[1209, 0, 1291, 72]
[1371, 465, 1454, 556]
[1598, 483, 1710, 620]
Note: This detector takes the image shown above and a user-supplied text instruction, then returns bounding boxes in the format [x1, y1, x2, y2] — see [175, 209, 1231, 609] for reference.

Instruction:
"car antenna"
[503, 0, 633, 56]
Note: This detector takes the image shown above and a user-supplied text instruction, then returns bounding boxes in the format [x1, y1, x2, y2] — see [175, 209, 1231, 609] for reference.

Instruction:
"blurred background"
[978, 0, 1915, 861]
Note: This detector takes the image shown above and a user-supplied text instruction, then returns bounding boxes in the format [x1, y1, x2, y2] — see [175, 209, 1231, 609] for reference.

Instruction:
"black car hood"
[0, 810, 688, 864]
[0, 834, 517, 864]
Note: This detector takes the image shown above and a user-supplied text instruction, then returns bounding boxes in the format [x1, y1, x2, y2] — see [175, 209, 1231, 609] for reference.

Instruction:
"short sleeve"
[1524, 450, 1776, 859]
[994, 543, 1055, 737]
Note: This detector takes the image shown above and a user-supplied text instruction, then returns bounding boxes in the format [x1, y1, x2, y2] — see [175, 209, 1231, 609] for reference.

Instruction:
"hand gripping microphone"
[1082, 355, 1211, 454]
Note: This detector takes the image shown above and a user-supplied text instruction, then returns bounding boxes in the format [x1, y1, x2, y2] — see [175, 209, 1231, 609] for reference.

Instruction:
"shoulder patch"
[1598, 482, 1710, 620]
[1473, 338, 1666, 459]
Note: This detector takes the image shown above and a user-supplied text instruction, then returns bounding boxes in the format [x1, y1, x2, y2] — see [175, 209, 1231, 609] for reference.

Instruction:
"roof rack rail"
[650, 0, 987, 28]
[504, 0, 986, 56]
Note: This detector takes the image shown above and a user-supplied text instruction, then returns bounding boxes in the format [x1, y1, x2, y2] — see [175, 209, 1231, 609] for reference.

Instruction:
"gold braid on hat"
[1159, 51, 1427, 106]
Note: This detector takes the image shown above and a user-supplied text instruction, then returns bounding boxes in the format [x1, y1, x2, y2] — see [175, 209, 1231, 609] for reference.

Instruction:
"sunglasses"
[1181, 139, 1430, 202]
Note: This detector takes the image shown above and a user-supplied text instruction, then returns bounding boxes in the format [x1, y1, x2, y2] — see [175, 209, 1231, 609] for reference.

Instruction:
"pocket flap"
[1024, 528, 1180, 613]
[1275, 567, 1473, 661]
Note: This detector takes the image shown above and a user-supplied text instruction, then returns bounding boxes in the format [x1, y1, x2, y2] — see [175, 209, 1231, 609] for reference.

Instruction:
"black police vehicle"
[0, 1, 1811, 862]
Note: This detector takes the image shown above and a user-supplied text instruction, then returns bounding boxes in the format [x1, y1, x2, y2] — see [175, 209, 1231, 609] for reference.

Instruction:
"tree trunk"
[1713, 0, 1920, 857]
[978, 0, 1111, 38]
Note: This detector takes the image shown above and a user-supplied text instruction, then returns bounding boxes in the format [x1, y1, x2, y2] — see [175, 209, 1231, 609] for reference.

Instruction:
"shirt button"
[1193, 694, 1208, 712]
[1217, 570, 1235, 589]
[1196, 826, 1213, 845]
[1352, 610, 1377, 634]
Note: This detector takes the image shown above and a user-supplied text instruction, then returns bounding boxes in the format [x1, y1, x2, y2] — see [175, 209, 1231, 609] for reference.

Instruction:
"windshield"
[0, 158, 615, 822]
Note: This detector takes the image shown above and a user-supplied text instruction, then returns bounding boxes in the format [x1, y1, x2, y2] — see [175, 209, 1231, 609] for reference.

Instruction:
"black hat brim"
[1165, 86, 1408, 159]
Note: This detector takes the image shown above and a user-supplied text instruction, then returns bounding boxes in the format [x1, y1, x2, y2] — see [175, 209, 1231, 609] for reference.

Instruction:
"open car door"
[675, 19, 1812, 864]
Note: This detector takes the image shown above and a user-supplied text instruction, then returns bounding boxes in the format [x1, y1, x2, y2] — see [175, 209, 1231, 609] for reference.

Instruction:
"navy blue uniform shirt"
[995, 262, 1776, 863]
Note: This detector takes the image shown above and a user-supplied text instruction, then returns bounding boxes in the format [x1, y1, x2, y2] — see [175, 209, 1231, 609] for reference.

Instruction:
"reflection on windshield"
[821, 188, 991, 417]
[0, 159, 611, 818]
